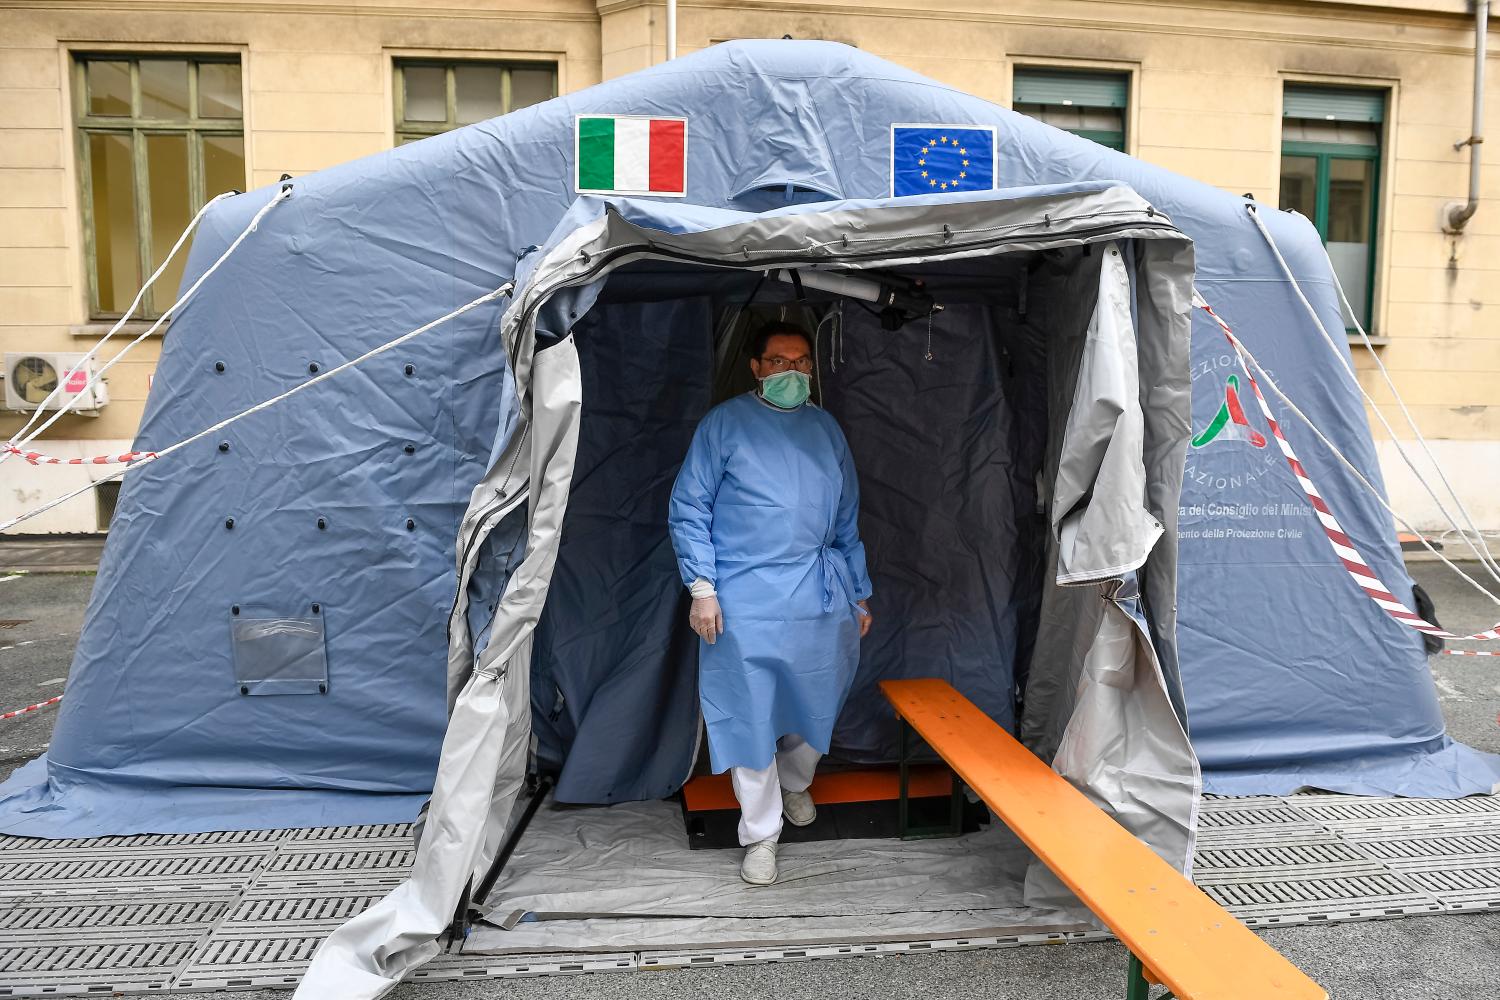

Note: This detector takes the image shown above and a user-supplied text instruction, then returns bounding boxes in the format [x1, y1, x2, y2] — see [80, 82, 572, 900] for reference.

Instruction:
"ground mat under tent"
[0, 793, 1497, 992]
[469, 796, 1094, 953]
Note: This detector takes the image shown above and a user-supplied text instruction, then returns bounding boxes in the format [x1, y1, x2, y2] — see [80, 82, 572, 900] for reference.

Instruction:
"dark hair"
[747, 321, 812, 359]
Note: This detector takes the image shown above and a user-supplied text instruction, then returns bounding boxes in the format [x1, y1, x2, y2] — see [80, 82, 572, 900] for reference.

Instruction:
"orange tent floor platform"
[679, 764, 988, 849]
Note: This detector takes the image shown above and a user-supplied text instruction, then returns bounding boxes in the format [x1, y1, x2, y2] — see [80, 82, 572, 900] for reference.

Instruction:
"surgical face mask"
[759, 370, 812, 409]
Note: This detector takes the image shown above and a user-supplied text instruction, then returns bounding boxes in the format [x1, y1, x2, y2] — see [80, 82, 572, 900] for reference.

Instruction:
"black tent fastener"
[788, 268, 805, 300]
[447, 774, 554, 945]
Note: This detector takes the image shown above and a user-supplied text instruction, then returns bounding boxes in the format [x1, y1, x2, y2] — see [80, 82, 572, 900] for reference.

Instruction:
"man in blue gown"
[668, 321, 873, 886]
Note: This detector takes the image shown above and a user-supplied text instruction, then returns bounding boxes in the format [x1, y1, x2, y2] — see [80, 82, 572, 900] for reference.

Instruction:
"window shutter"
[1014, 69, 1128, 109]
[1283, 86, 1385, 123]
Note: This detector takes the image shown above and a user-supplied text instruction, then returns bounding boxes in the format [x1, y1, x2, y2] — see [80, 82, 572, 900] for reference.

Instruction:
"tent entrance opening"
[530, 247, 1110, 813]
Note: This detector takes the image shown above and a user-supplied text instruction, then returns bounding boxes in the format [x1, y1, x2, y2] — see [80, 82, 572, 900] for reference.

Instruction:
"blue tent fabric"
[3, 40, 1496, 839]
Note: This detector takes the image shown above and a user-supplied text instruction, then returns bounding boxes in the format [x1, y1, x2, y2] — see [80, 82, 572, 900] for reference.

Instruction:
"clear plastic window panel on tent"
[229, 607, 329, 696]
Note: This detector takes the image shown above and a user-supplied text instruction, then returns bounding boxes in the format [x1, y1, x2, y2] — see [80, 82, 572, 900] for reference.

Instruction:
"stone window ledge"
[71, 319, 169, 339]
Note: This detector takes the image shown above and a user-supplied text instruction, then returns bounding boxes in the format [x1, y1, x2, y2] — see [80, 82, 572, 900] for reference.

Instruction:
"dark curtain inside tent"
[530, 297, 715, 803]
[531, 260, 1073, 803]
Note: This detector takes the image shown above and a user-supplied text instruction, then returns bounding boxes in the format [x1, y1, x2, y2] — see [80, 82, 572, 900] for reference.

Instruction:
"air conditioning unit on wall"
[3, 353, 109, 414]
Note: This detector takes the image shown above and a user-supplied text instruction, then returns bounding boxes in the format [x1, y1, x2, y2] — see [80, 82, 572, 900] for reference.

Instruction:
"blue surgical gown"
[668, 392, 872, 773]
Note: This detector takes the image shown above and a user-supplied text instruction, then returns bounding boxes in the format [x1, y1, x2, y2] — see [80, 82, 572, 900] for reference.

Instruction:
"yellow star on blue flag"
[892, 125, 995, 197]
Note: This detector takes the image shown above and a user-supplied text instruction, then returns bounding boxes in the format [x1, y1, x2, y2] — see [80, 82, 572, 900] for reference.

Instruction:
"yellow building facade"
[1, 0, 1496, 534]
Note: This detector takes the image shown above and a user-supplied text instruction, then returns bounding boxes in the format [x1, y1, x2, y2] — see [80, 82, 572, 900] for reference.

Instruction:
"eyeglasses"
[758, 355, 813, 373]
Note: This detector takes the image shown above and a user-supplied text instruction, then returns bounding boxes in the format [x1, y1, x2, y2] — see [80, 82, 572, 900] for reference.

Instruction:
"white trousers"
[729, 734, 822, 846]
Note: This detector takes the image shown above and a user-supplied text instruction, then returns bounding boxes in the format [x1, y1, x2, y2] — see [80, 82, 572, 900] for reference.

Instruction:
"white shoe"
[782, 788, 817, 827]
[740, 839, 778, 885]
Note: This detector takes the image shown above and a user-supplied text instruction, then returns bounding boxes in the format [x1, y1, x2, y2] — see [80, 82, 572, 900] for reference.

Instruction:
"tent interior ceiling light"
[770, 267, 940, 329]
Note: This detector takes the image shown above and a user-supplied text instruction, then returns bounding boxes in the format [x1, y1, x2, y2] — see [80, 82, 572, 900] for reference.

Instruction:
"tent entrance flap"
[477, 189, 1199, 873]
[293, 188, 1196, 1000]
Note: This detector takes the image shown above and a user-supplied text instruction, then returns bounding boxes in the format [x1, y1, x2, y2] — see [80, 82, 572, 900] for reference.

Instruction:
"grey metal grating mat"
[1, 795, 1498, 994]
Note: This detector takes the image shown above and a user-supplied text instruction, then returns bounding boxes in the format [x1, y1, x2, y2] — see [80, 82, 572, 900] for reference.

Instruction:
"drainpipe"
[666, 0, 677, 60]
[1446, 1, 1489, 233]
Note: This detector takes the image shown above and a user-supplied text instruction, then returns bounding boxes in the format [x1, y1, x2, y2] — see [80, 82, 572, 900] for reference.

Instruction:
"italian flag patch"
[575, 115, 688, 196]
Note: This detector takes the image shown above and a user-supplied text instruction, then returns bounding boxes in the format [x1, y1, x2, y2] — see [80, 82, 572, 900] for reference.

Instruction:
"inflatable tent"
[295, 183, 1211, 993]
[2, 40, 1496, 856]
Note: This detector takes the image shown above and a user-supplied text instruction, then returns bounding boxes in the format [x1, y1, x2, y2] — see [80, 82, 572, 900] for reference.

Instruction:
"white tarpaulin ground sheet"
[466, 797, 1094, 953]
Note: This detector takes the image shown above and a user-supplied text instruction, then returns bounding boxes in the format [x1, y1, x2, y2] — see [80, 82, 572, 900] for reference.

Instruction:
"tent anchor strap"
[1127, 953, 1175, 1000]
[446, 773, 555, 946]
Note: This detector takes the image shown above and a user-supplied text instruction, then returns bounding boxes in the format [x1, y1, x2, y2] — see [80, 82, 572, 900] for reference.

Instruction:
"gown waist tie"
[817, 543, 867, 616]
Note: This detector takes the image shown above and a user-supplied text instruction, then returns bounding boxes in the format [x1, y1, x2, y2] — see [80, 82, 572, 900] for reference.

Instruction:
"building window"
[1279, 85, 1385, 331]
[1013, 67, 1128, 150]
[394, 60, 556, 144]
[74, 55, 246, 319]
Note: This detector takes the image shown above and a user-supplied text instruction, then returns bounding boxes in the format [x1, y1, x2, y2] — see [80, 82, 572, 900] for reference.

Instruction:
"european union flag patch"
[891, 124, 997, 197]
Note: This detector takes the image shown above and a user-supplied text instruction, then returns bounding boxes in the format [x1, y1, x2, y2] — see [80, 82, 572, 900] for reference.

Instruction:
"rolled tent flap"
[292, 639, 532, 998]
[1025, 583, 1200, 908]
[1021, 242, 1199, 908]
[296, 330, 584, 999]
[297, 186, 1197, 995]
[1054, 244, 1165, 585]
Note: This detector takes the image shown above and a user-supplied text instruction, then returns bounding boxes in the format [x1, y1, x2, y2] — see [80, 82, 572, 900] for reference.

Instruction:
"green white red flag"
[575, 115, 687, 196]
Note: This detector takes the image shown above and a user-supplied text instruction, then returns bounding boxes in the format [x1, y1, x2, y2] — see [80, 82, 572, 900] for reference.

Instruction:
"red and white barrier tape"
[1442, 649, 1500, 656]
[1196, 298, 1500, 643]
[0, 694, 62, 722]
[4, 444, 155, 466]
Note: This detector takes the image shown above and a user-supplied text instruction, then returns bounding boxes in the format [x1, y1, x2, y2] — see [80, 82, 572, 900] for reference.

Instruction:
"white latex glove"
[690, 595, 724, 644]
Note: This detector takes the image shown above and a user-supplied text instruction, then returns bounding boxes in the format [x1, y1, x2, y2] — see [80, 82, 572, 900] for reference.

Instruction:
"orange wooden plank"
[682, 765, 952, 812]
[881, 678, 1326, 1000]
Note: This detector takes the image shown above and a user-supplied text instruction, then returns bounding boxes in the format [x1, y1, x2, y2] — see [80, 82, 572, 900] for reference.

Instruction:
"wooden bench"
[880, 678, 1326, 1000]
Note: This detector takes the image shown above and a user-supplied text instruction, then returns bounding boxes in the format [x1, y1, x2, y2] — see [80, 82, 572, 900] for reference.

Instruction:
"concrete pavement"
[0, 536, 107, 575]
